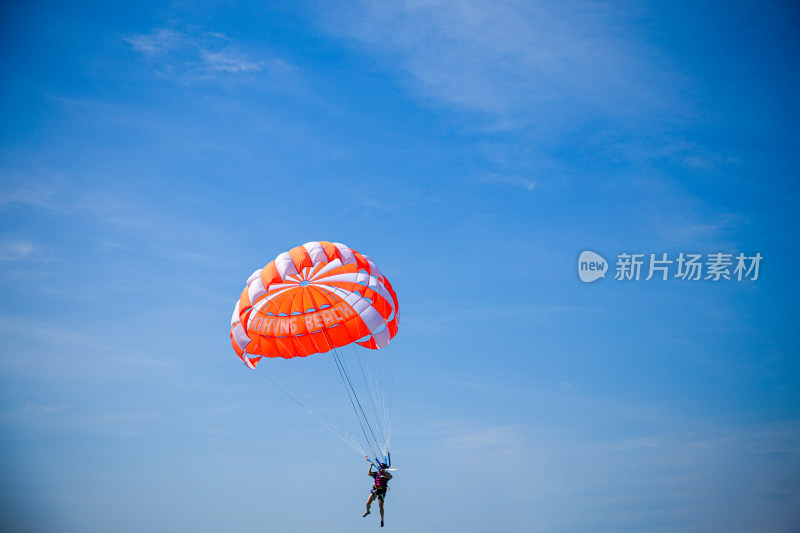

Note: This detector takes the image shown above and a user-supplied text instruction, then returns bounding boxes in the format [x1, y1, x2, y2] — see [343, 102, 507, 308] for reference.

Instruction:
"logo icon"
[578, 250, 607, 283]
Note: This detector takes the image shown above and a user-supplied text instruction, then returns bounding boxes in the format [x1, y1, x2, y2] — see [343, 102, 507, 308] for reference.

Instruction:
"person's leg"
[378, 496, 384, 526]
[363, 493, 375, 517]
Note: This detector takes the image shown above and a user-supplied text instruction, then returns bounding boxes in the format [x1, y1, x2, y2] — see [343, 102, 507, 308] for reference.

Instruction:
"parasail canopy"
[230, 241, 399, 367]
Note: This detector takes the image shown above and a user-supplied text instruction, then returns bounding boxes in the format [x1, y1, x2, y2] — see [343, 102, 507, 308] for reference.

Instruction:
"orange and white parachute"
[230, 241, 399, 366]
[229, 241, 399, 466]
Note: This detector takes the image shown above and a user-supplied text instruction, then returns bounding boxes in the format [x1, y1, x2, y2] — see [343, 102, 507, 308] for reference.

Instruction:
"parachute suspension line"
[356, 347, 389, 461]
[354, 347, 385, 445]
[385, 342, 395, 454]
[330, 345, 384, 463]
[331, 351, 378, 461]
[253, 362, 367, 458]
[352, 344, 390, 458]
[385, 341, 396, 454]
[365, 339, 395, 459]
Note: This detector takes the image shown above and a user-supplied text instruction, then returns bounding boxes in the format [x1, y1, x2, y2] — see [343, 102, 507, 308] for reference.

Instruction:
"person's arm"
[384, 471, 392, 481]
[368, 464, 374, 476]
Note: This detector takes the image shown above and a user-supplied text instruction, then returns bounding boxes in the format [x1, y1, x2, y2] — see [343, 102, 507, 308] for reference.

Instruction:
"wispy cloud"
[200, 49, 266, 73]
[4, 403, 72, 420]
[476, 172, 536, 191]
[318, 0, 675, 129]
[125, 28, 291, 80]
[0, 240, 35, 261]
[124, 28, 186, 55]
[409, 415, 800, 532]
[0, 174, 232, 271]
[0, 313, 175, 381]
[436, 423, 530, 453]
[0, 181, 59, 209]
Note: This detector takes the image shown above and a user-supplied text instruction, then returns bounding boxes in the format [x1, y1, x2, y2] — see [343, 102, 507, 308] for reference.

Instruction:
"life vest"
[374, 471, 389, 489]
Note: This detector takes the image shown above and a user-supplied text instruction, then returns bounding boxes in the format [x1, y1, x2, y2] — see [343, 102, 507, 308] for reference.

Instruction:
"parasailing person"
[363, 462, 392, 527]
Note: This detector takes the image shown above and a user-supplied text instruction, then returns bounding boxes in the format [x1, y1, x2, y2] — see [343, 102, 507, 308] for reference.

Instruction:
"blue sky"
[1, 1, 798, 532]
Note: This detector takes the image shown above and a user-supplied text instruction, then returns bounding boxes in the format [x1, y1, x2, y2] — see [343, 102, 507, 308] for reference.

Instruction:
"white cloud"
[200, 49, 267, 73]
[411, 415, 800, 532]
[125, 28, 291, 80]
[477, 172, 536, 191]
[437, 423, 528, 450]
[0, 240, 35, 261]
[318, 0, 674, 129]
[124, 28, 186, 56]
[0, 313, 175, 381]
[0, 182, 58, 209]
